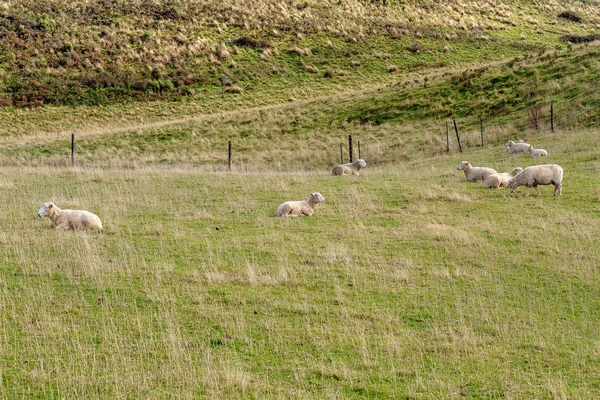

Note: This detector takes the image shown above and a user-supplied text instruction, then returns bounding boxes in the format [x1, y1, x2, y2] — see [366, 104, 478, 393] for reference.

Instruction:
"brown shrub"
[408, 42, 422, 53]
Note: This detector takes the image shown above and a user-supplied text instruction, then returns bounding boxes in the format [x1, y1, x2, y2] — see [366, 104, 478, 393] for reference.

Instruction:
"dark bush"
[232, 37, 272, 49]
[561, 34, 600, 44]
[558, 11, 582, 23]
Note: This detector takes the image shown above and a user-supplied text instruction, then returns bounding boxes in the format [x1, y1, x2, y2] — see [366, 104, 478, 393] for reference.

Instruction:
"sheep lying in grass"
[506, 140, 533, 154]
[332, 159, 367, 176]
[530, 148, 548, 157]
[276, 193, 325, 217]
[508, 164, 563, 196]
[37, 202, 103, 230]
[483, 167, 523, 189]
[456, 161, 497, 182]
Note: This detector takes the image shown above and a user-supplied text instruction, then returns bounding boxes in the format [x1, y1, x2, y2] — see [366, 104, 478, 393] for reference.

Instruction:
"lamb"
[276, 192, 325, 217]
[456, 161, 498, 182]
[483, 167, 523, 189]
[530, 148, 548, 158]
[506, 140, 533, 154]
[508, 164, 563, 196]
[332, 159, 367, 176]
[37, 202, 103, 230]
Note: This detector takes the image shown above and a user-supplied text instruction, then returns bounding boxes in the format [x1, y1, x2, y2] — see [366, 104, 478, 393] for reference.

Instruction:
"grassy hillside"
[1, 42, 599, 169]
[1, 126, 599, 398]
[1, 0, 600, 107]
[2, 2, 600, 398]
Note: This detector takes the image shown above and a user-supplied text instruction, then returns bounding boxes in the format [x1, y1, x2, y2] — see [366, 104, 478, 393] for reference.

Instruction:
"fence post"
[453, 119, 462, 153]
[348, 135, 353, 163]
[480, 118, 484, 148]
[551, 103, 554, 132]
[71, 134, 75, 167]
[358, 141, 361, 159]
[446, 121, 449, 153]
[228, 140, 232, 171]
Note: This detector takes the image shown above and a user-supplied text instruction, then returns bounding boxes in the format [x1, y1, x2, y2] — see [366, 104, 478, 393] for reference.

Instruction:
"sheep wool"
[508, 164, 563, 196]
[506, 140, 533, 154]
[37, 202, 103, 230]
[456, 161, 498, 182]
[530, 148, 548, 158]
[332, 159, 367, 176]
[276, 192, 325, 217]
[483, 167, 523, 189]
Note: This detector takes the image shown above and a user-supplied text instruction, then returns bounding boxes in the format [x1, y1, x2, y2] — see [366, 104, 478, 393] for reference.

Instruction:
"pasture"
[1, 127, 599, 398]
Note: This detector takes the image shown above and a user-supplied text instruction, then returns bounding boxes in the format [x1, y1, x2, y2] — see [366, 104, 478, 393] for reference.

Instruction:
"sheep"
[332, 159, 367, 176]
[508, 164, 563, 196]
[506, 140, 533, 154]
[530, 148, 548, 157]
[37, 202, 103, 230]
[276, 192, 325, 217]
[456, 161, 498, 182]
[483, 167, 523, 189]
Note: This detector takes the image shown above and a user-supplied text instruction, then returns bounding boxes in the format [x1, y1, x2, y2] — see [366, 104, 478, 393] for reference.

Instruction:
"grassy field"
[1, 125, 599, 398]
[2, 1, 600, 398]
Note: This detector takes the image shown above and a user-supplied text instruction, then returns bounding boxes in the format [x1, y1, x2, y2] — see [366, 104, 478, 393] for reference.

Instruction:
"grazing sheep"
[506, 140, 533, 154]
[508, 164, 563, 196]
[37, 202, 103, 230]
[332, 159, 367, 176]
[456, 161, 498, 183]
[276, 192, 325, 217]
[530, 148, 548, 158]
[483, 167, 523, 189]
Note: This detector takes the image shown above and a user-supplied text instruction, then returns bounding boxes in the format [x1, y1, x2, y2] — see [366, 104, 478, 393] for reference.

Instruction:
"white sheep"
[506, 140, 533, 154]
[37, 202, 103, 230]
[530, 148, 548, 158]
[276, 192, 325, 217]
[508, 164, 563, 196]
[456, 161, 498, 182]
[483, 167, 523, 189]
[332, 159, 367, 176]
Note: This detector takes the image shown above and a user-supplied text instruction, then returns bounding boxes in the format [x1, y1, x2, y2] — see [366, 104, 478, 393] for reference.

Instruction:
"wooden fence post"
[71, 134, 75, 167]
[339, 144, 343, 164]
[358, 141, 361, 160]
[348, 135, 353, 163]
[480, 118, 484, 148]
[228, 141, 232, 171]
[453, 119, 462, 153]
[551, 103, 554, 132]
[446, 121, 449, 153]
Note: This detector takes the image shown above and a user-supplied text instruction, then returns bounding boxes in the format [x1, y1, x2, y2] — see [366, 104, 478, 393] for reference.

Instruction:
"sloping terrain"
[1, 0, 599, 107]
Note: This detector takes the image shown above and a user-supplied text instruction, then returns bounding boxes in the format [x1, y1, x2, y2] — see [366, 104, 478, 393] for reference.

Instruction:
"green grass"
[2, 3, 600, 397]
[1, 126, 599, 398]
[1, 0, 598, 107]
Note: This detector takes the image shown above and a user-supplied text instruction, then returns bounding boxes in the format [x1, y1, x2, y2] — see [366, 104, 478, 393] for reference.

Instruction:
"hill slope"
[1, 0, 599, 107]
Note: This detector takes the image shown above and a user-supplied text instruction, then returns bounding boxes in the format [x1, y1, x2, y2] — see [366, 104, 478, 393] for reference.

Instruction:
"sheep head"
[507, 179, 518, 193]
[310, 192, 325, 203]
[510, 167, 523, 176]
[456, 161, 470, 171]
[356, 159, 367, 168]
[37, 202, 54, 217]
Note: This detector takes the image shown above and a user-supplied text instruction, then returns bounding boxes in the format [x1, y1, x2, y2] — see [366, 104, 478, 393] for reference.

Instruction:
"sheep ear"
[48, 203, 53, 208]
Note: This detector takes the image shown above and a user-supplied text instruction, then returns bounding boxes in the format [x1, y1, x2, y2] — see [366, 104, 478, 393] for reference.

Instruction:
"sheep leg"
[55, 223, 72, 230]
[554, 183, 562, 196]
[535, 185, 541, 196]
[525, 187, 530, 197]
